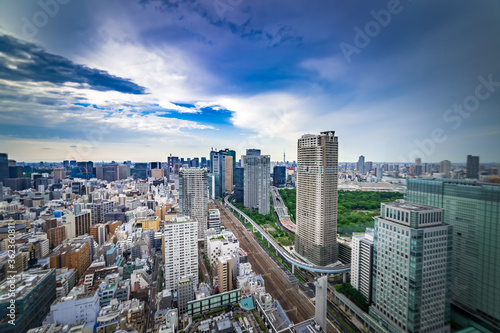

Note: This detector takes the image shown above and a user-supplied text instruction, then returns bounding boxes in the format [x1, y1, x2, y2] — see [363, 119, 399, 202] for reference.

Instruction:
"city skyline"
[1, 149, 497, 165]
[0, 1, 499, 162]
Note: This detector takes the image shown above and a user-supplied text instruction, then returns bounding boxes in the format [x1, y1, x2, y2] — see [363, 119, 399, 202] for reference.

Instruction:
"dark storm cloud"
[0, 34, 146, 94]
[137, 0, 302, 47]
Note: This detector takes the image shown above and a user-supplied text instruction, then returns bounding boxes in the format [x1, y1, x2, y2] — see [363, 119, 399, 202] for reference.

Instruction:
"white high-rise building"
[370, 200, 452, 333]
[243, 151, 270, 215]
[163, 217, 198, 292]
[295, 131, 338, 266]
[439, 160, 451, 178]
[351, 228, 374, 303]
[179, 168, 208, 240]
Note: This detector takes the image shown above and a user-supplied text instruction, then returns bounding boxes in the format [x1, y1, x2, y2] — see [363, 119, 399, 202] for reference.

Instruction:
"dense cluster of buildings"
[0, 133, 498, 333]
[347, 154, 498, 184]
[0, 148, 299, 333]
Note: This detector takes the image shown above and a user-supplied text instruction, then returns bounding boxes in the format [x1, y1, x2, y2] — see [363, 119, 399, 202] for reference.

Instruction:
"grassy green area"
[204, 257, 212, 276]
[232, 201, 295, 247]
[279, 189, 403, 235]
[252, 310, 266, 331]
[193, 307, 226, 320]
[278, 189, 296, 222]
[335, 282, 369, 312]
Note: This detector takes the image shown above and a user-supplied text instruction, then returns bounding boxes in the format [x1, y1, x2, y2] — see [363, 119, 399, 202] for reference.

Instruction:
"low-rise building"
[206, 230, 239, 266]
[0, 269, 56, 333]
[45, 286, 100, 326]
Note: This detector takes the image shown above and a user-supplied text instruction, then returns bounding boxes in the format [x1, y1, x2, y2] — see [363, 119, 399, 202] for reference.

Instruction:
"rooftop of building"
[178, 276, 192, 285]
[383, 199, 441, 212]
[0, 222, 26, 232]
[166, 215, 195, 224]
[52, 287, 97, 306]
[208, 208, 220, 216]
[289, 319, 324, 333]
[0, 269, 54, 302]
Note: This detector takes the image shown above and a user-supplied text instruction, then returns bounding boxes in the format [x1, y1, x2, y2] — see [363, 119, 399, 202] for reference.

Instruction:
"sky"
[0, 0, 499, 163]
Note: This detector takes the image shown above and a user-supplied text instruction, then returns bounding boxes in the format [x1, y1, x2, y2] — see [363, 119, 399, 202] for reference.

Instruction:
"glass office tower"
[406, 179, 500, 331]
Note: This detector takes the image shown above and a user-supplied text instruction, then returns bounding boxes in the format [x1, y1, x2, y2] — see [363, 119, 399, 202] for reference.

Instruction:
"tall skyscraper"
[357, 155, 365, 174]
[245, 149, 261, 156]
[243, 152, 270, 215]
[150, 161, 161, 170]
[273, 166, 286, 186]
[135, 163, 148, 179]
[118, 164, 130, 180]
[466, 155, 480, 179]
[224, 155, 233, 192]
[415, 157, 422, 176]
[365, 161, 373, 173]
[351, 228, 374, 303]
[295, 131, 338, 266]
[53, 168, 65, 180]
[163, 217, 198, 293]
[406, 179, 500, 331]
[0, 153, 8, 182]
[102, 163, 118, 182]
[168, 156, 179, 172]
[439, 160, 451, 178]
[76, 161, 94, 179]
[179, 168, 208, 239]
[370, 201, 452, 333]
[233, 167, 244, 203]
[209, 148, 236, 198]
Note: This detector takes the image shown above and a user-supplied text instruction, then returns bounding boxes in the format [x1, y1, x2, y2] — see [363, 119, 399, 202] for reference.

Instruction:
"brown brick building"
[47, 225, 66, 248]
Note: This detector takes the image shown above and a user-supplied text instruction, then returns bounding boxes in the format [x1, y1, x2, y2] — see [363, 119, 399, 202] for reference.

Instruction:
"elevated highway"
[224, 196, 351, 275]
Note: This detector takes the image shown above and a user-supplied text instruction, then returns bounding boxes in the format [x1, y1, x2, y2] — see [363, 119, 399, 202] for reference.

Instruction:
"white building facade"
[163, 217, 199, 292]
[351, 228, 374, 303]
[206, 230, 239, 265]
[370, 201, 452, 333]
[45, 288, 100, 326]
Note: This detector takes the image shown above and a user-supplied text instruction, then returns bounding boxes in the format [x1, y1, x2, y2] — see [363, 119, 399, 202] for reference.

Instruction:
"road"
[217, 202, 340, 333]
[146, 251, 161, 330]
[271, 186, 296, 233]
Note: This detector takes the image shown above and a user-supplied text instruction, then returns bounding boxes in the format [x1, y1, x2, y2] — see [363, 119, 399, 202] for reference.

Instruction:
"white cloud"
[72, 22, 220, 110]
[301, 56, 346, 82]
